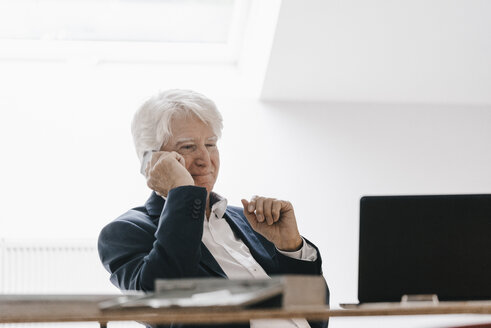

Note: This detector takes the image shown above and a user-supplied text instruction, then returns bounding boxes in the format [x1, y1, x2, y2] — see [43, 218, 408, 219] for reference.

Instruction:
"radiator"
[0, 239, 118, 294]
[0, 239, 142, 327]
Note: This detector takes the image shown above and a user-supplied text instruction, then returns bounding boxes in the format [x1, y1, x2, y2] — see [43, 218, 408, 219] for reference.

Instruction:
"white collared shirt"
[201, 196, 318, 328]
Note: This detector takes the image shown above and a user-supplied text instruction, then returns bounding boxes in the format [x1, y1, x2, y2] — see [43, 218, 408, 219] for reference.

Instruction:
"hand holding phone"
[143, 150, 194, 197]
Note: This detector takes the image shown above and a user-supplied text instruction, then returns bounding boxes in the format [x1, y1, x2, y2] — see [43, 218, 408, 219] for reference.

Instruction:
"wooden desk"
[1, 295, 490, 326]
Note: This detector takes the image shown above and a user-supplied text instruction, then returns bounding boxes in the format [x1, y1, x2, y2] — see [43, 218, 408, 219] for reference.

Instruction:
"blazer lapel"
[199, 242, 227, 278]
[224, 209, 277, 273]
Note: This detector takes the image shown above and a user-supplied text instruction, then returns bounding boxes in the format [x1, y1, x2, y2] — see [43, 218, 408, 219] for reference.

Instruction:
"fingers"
[172, 152, 186, 166]
[246, 196, 256, 213]
[145, 151, 193, 197]
[244, 196, 283, 226]
[145, 151, 163, 177]
[263, 198, 274, 225]
[148, 151, 185, 173]
[241, 199, 258, 229]
[149, 151, 162, 170]
[255, 197, 265, 223]
[272, 200, 281, 223]
[245, 195, 263, 222]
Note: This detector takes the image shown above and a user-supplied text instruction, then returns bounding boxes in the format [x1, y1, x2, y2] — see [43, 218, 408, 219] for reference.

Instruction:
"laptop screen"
[358, 194, 491, 303]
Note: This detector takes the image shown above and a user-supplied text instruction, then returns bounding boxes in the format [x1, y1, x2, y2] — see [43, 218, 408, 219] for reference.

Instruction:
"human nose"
[194, 144, 211, 167]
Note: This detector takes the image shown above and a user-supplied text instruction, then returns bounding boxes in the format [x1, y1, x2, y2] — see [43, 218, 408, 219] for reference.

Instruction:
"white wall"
[262, 0, 491, 104]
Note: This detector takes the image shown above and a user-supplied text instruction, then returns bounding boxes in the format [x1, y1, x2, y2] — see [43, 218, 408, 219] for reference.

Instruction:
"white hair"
[131, 89, 223, 164]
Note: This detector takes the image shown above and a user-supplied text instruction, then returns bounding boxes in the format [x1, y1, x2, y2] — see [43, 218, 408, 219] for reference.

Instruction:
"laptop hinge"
[401, 294, 439, 305]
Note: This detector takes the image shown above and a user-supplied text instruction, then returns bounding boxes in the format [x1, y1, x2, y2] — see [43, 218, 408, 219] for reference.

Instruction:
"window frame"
[0, 0, 251, 65]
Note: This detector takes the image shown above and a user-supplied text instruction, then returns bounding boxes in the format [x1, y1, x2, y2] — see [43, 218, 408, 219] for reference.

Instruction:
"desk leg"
[99, 321, 107, 328]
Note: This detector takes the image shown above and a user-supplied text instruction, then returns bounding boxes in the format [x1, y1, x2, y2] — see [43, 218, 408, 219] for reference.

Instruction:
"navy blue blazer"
[98, 186, 329, 328]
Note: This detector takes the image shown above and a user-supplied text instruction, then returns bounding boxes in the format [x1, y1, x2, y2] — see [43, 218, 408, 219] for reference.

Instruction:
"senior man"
[98, 89, 329, 328]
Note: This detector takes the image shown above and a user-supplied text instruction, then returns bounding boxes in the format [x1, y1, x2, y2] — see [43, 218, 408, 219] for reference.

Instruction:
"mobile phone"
[140, 150, 157, 176]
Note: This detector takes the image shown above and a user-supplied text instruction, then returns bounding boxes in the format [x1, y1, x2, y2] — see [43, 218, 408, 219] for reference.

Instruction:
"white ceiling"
[260, 0, 491, 105]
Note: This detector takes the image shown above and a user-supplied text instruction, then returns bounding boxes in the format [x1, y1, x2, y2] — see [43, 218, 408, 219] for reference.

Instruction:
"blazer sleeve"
[98, 186, 208, 291]
[274, 237, 324, 275]
[274, 238, 330, 328]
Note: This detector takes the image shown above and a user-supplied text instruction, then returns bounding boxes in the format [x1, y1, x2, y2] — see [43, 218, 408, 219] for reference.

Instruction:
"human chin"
[192, 176, 215, 192]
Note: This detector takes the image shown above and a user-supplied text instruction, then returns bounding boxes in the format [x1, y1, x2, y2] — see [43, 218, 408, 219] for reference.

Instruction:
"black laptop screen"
[358, 194, 491, 303]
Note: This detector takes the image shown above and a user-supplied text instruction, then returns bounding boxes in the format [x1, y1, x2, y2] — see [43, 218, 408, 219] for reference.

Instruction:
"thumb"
[241, 199, 257, 228]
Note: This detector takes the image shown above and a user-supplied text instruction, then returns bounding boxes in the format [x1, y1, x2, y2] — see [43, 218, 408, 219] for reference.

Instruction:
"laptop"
[342, 194, 491, 308]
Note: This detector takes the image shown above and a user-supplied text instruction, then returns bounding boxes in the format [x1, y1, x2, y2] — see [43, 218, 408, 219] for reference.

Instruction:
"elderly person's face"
[160, 115, 220, 193]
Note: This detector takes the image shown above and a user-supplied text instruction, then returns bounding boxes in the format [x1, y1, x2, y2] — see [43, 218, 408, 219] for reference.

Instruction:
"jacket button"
[192, 213, 199, 219]
[194, 199, 202, 205]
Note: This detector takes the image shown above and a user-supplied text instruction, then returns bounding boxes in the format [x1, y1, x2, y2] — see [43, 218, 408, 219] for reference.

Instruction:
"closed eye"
[180, 145, 196, 152]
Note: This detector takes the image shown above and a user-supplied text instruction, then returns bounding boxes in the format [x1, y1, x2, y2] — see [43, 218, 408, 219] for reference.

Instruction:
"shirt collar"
[210, 192, 228, 219]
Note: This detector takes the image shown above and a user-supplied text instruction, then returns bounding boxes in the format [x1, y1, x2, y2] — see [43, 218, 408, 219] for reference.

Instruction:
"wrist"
[171, 178, 195, 190]
[277, 236, 303, 252]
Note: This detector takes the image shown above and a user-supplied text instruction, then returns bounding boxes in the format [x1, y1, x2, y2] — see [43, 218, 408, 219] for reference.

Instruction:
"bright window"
[0, 0, 250, 63]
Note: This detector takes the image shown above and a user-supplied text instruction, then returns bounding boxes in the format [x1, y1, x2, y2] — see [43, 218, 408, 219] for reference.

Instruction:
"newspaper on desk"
[99, 275, 327, 310]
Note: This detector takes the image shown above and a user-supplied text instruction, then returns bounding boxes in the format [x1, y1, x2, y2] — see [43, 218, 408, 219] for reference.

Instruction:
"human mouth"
[192, 173, 213, 177]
